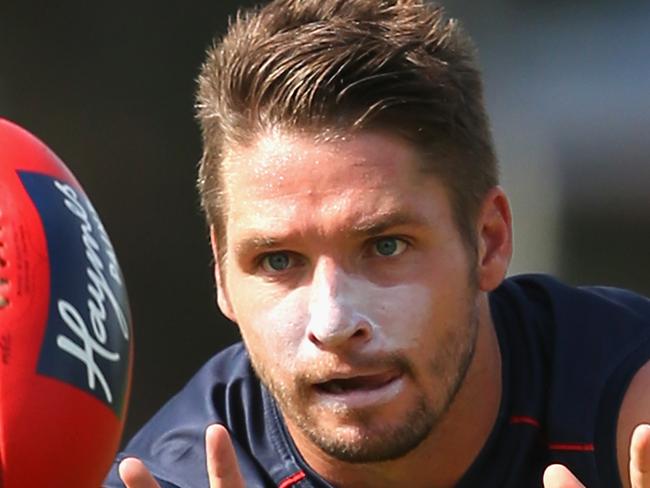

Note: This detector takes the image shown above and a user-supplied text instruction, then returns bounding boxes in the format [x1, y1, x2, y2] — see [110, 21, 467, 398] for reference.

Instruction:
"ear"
[475, 187, 513, 292]
[210, 226, 237, 322]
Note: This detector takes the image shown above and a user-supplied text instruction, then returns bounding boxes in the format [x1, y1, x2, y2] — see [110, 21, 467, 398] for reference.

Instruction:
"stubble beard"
[248, 299, 480, 464]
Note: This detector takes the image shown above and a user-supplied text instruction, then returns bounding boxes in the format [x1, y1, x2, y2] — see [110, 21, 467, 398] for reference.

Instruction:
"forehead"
[219, 129, 447, 240]
[222, 130, 422, 199]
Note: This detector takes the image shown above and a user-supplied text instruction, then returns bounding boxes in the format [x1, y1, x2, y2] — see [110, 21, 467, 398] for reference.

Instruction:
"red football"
[0, 119, 133, 487]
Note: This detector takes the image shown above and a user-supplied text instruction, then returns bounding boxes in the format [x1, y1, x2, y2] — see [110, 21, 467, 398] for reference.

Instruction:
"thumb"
[118, 458, 161, 488]
[543, 464, 586, 488]
[630, 424, 650, 487]
[206, 424, 245, 488]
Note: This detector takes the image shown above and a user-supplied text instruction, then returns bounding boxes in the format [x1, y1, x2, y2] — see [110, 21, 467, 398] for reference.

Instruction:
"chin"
[296, 395, 438, 464]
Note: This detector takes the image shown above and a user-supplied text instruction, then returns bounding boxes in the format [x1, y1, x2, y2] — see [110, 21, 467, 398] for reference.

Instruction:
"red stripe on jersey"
[548, 443, 595, 452]
[510, 416, 541, 428]
[278, 470, 307, 488]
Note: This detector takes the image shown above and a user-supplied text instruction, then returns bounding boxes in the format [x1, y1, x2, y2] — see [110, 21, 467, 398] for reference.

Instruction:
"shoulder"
[492, 275, 650, 368]
[499, 275, 650, 396]
[145, 341, 257, 430]
[496, 272, 650, 376]
[105, 342, 268, 487]
[500, 273, 650, 308]
[617, 350, 650, 488]
[131, 341, 257, 447]
[497, 274, 650, 333]
[499, 275, 650, 488]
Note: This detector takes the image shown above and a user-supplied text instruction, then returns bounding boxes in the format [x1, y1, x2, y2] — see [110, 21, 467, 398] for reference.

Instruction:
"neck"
[288, 293, 502, 488]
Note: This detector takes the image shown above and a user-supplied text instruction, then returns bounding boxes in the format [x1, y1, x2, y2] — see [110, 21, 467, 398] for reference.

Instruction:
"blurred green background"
[1, 0, 648, 443]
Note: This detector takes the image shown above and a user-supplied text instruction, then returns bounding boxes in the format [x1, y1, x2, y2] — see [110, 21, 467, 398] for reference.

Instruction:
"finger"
[118, 458, 161, 488]
[543, 464, 586, 488]
[206, 424, 245, 488]
[630, 424, 650, 487]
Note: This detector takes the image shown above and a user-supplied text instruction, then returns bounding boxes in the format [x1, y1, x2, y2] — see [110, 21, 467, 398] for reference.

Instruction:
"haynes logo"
[19, 171, 131, 417]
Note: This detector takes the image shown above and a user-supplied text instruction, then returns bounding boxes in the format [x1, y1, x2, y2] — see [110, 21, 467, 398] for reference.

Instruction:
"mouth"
[312, 371, 404, 408]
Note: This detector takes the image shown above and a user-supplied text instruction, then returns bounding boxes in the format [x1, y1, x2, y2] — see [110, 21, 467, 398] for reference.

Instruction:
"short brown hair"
[196, 0, 498, 251]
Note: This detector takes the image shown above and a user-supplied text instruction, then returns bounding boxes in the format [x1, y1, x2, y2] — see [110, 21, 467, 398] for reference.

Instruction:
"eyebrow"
[234, 211, 426, 256]
[235, 236, 282, 256]
[349, 211, 426, 236]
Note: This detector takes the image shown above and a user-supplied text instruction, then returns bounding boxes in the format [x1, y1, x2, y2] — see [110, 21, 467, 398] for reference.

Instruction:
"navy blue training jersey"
[104, 275, 650, 487]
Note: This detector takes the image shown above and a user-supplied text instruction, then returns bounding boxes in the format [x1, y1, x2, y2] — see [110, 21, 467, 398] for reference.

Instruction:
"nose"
[306, 258, 373, 350]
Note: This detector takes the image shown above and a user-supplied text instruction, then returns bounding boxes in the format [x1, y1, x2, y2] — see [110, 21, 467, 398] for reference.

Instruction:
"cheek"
[365, 284, 434, 348]
[238, 288, 309, 370]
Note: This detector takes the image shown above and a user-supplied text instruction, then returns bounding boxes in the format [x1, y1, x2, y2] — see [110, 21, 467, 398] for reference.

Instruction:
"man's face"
[217, 130, 481, 463]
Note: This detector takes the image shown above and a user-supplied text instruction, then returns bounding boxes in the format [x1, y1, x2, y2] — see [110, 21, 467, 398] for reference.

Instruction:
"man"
[105, 1, 650, 486]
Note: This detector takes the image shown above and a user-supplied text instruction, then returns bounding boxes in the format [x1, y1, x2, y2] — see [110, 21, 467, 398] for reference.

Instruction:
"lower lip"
[314, 375, 405, 409]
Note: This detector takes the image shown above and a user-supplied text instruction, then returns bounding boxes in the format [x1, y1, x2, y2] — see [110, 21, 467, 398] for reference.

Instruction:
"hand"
[119, 424, 245, 488]
[543, 424, 650, 488]
[543, 464, 585, 488]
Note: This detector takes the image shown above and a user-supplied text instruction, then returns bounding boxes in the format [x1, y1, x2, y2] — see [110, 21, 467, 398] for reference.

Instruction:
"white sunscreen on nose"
[246, 268, 431, 375]
[306, 270, 429, 350]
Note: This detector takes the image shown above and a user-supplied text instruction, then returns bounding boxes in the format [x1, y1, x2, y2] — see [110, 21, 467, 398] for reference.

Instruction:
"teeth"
[318, 373, 398, 395]
[321, 381, 344, 395]
[319, 381, 345, 394]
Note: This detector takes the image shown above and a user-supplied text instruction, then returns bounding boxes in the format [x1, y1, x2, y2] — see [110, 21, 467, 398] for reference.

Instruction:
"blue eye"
[261, 252, 292, 272]
[373, 237, 407, 257]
